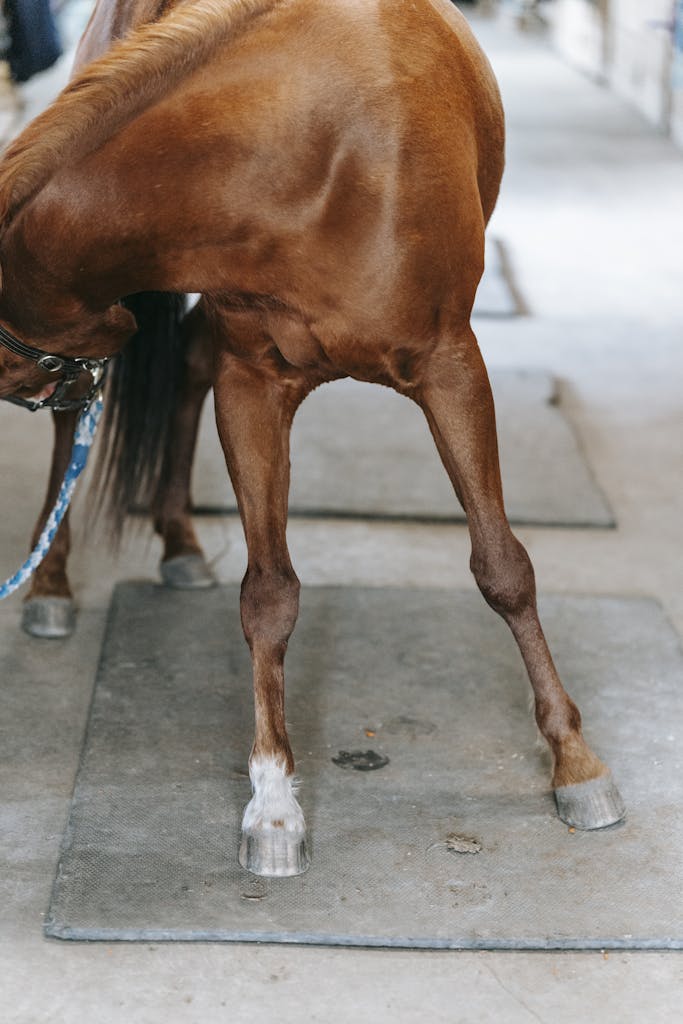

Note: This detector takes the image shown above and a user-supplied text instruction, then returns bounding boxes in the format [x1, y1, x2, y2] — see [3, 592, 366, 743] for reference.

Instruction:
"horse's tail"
[91, 292, 188, 540]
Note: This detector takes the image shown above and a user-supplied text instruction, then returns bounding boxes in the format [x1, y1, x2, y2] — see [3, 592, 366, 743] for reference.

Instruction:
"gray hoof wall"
[22, 597, 76, 639]
[160, 554, 215, 590]
[554, 772, 626, 830]
[239, 831, 310, 877]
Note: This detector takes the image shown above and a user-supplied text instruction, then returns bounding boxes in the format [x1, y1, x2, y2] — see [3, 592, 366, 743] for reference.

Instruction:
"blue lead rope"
[0, 394, 104, 599]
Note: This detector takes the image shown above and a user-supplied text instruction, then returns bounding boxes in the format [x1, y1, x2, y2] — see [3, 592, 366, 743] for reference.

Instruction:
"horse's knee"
[240, 565, 300, 651]
[470, 533, 536, 620]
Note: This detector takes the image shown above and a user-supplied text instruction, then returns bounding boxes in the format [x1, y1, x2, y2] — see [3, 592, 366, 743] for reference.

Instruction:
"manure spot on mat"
[332, 750, 390, 771]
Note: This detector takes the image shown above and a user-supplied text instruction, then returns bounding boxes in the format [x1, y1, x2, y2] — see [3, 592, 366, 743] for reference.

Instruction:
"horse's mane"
[0, 0, 281, 232]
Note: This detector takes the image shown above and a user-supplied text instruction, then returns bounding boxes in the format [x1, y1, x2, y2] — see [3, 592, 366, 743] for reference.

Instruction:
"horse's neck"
[0, 216, 96, 337]
[2, 134, 203, 331]
[0, 0, 206, 328]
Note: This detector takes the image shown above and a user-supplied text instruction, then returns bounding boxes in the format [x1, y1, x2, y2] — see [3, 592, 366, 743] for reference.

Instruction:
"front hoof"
[159, 553, 216, 590]
[554, 771, 626, 830]
[22, 596, 76, 639]
[239, 830, 310, 877]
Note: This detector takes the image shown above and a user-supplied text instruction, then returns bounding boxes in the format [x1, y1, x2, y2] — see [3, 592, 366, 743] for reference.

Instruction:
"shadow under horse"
[0, 0, 625, 876]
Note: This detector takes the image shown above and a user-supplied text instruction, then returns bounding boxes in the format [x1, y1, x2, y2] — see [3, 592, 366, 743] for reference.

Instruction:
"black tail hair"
[92, 291, 188, 540]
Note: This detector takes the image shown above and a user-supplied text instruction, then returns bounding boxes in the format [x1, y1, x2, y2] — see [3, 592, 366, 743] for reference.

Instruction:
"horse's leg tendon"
[22, 408, 79, 637]
[214, 353, 311, 876]
[155, 303, 215, 589]
[416, 327, 625, 829]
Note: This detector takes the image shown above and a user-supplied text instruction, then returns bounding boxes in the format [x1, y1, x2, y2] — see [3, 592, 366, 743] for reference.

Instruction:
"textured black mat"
[191, 371, 615, 527]
[46, 584, 682, 947]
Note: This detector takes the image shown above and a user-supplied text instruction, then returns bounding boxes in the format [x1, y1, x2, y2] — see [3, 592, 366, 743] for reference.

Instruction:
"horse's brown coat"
[0, 0, 611, 841]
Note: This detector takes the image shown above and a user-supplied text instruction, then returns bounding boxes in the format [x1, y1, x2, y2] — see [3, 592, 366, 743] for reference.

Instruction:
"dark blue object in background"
[5, 0, 62, 83]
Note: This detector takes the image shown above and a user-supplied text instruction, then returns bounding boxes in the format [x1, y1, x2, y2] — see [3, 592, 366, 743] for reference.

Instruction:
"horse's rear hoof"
[22, 596, 76, 639]
[554, 771, 626, 830]
[239, 830, 310, 877]
[160, 553, 216, 590]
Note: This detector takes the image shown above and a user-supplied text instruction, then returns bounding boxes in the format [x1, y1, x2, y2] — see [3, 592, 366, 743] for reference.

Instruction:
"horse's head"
[0, 295, 137, 411]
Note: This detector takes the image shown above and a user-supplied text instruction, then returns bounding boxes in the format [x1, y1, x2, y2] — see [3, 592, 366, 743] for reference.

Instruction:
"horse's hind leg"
[214, 352, 311, 876]
[415, 326, 625, 829]
[154, 302, 215, 590]
[22, 409, 78, 637]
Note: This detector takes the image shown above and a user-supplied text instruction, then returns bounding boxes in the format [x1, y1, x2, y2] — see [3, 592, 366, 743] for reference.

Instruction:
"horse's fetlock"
[536, 697, 582, 742]
[29, 557, 72, 599]
[156, 515, 201, 560]
[243, 753, 303, 835]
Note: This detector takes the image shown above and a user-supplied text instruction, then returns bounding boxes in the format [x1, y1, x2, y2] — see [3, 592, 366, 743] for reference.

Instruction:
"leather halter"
[0, 319, 108, 412]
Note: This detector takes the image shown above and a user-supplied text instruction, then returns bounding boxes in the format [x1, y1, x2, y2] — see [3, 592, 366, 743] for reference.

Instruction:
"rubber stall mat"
[191, 370, 615, 527]
[46, 584, 681, 948]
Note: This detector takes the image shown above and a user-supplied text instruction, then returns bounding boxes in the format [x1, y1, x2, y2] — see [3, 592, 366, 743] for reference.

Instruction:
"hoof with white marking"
[554, 771, 626, 830]
[159, 553, 215, 590]
[239, 756, 310, 877]
[22, 596, 76, 639]
[239, 829, 310, 877]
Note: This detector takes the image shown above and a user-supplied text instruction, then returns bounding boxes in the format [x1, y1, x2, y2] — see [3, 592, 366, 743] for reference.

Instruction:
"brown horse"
[0, 0, 624, 876]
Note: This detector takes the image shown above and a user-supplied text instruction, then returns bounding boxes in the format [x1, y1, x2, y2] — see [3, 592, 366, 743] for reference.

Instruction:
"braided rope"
[0, 394, 103, 599]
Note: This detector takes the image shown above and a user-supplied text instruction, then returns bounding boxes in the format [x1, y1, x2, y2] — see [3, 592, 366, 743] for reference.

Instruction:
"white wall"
[671, 0, 683, 145]
[609, 0, 674, 128]
[551, 0, 682, 147]
[552, 0, 608, 79]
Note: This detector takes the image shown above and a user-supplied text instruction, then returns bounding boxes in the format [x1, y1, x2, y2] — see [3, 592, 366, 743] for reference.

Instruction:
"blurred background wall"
[503, 0, 683, 146]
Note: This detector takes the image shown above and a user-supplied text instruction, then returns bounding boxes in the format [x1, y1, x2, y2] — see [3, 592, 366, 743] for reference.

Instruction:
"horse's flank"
[0, 0, 282, 233]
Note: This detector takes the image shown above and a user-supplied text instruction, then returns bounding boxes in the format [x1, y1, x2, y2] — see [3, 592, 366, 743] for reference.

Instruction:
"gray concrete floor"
[1, 8, 682, 1023]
